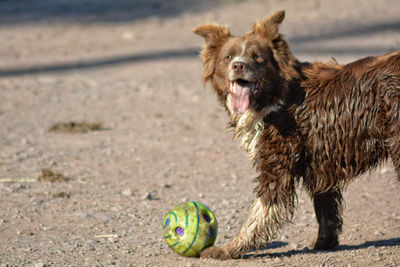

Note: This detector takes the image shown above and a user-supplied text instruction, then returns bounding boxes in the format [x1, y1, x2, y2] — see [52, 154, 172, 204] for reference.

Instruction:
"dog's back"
[297, 52, 400, 190]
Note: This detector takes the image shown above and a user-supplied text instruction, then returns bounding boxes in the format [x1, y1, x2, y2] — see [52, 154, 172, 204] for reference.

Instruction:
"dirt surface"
[1, 0, 400, 266]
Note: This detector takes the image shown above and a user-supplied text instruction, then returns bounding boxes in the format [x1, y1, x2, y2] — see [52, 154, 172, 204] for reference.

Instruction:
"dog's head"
[194, 10, 299, 116]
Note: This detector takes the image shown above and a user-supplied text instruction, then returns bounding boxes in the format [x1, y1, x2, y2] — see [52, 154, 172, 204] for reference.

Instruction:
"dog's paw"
[200, 246, 232, 260]
[310, 236, 338, 250]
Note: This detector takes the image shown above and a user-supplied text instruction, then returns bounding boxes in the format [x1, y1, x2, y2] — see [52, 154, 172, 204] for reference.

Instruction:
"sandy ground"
[0, 0, 400, 266]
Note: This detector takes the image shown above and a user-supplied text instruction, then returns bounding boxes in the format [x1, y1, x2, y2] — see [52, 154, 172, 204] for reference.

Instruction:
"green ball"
[163, 201, 218, 257]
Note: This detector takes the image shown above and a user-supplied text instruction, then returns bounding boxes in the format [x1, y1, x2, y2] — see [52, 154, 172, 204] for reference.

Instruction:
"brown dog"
[193, 10, 400, 259]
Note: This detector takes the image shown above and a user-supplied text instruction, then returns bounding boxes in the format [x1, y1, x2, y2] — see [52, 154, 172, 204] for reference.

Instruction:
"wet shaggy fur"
[193, 10, 400, 259]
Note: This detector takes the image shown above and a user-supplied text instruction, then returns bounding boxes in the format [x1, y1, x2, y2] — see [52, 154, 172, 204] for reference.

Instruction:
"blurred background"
[1, 0, 399, 76]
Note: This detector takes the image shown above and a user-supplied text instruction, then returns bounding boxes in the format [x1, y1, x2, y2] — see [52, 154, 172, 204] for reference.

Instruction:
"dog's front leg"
[201, 180, 295, 259]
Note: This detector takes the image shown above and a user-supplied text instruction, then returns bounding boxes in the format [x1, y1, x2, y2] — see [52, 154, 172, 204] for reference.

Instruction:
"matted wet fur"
[193, 10, 400, 259]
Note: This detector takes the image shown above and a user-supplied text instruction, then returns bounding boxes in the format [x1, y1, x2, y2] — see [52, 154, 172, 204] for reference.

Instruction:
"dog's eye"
[254, 55, 263, 62]
[224, 55, 233, 63]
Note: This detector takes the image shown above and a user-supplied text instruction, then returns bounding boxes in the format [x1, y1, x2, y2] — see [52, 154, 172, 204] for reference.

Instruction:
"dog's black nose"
[232, 61, 246, 73]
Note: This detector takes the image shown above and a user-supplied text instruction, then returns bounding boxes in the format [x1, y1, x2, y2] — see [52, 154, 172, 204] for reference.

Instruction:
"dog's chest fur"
[232, 106, 279, 161]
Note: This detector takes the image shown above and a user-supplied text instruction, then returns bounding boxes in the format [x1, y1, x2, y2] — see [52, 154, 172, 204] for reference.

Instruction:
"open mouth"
[229, 79, 260, 114]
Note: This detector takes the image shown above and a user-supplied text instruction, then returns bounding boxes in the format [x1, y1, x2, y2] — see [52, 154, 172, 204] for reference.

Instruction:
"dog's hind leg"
[310, 189, 343, 250]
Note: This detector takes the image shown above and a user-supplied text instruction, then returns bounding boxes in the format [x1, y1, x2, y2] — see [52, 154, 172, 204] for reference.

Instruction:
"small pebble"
[143, 192, 153, 200]
[122, 189, 132, 196]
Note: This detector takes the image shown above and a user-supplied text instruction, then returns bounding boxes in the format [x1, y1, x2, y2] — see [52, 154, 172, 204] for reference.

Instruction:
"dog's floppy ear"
[253, 10, 300, 80]
[193, 24, 231, 83]
[193, 24, 231, 45]
[253, 10, 285, 41]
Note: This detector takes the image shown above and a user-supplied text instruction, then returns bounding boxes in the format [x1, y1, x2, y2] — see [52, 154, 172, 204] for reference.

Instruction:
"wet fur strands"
[193, 10, 400, 260]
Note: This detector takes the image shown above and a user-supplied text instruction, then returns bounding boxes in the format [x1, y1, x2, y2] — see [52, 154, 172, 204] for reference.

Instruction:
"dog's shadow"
[244, 238, 400, 259]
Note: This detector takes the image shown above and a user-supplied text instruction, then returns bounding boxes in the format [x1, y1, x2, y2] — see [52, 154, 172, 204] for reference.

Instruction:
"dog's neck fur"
[231, 104, 280, 161]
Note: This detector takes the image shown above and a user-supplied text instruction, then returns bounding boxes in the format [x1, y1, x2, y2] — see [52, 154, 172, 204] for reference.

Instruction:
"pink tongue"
[229, 81, 250, 114]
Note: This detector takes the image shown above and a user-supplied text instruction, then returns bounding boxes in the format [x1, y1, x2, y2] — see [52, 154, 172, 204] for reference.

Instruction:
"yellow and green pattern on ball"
[163, 201, 218, 257]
